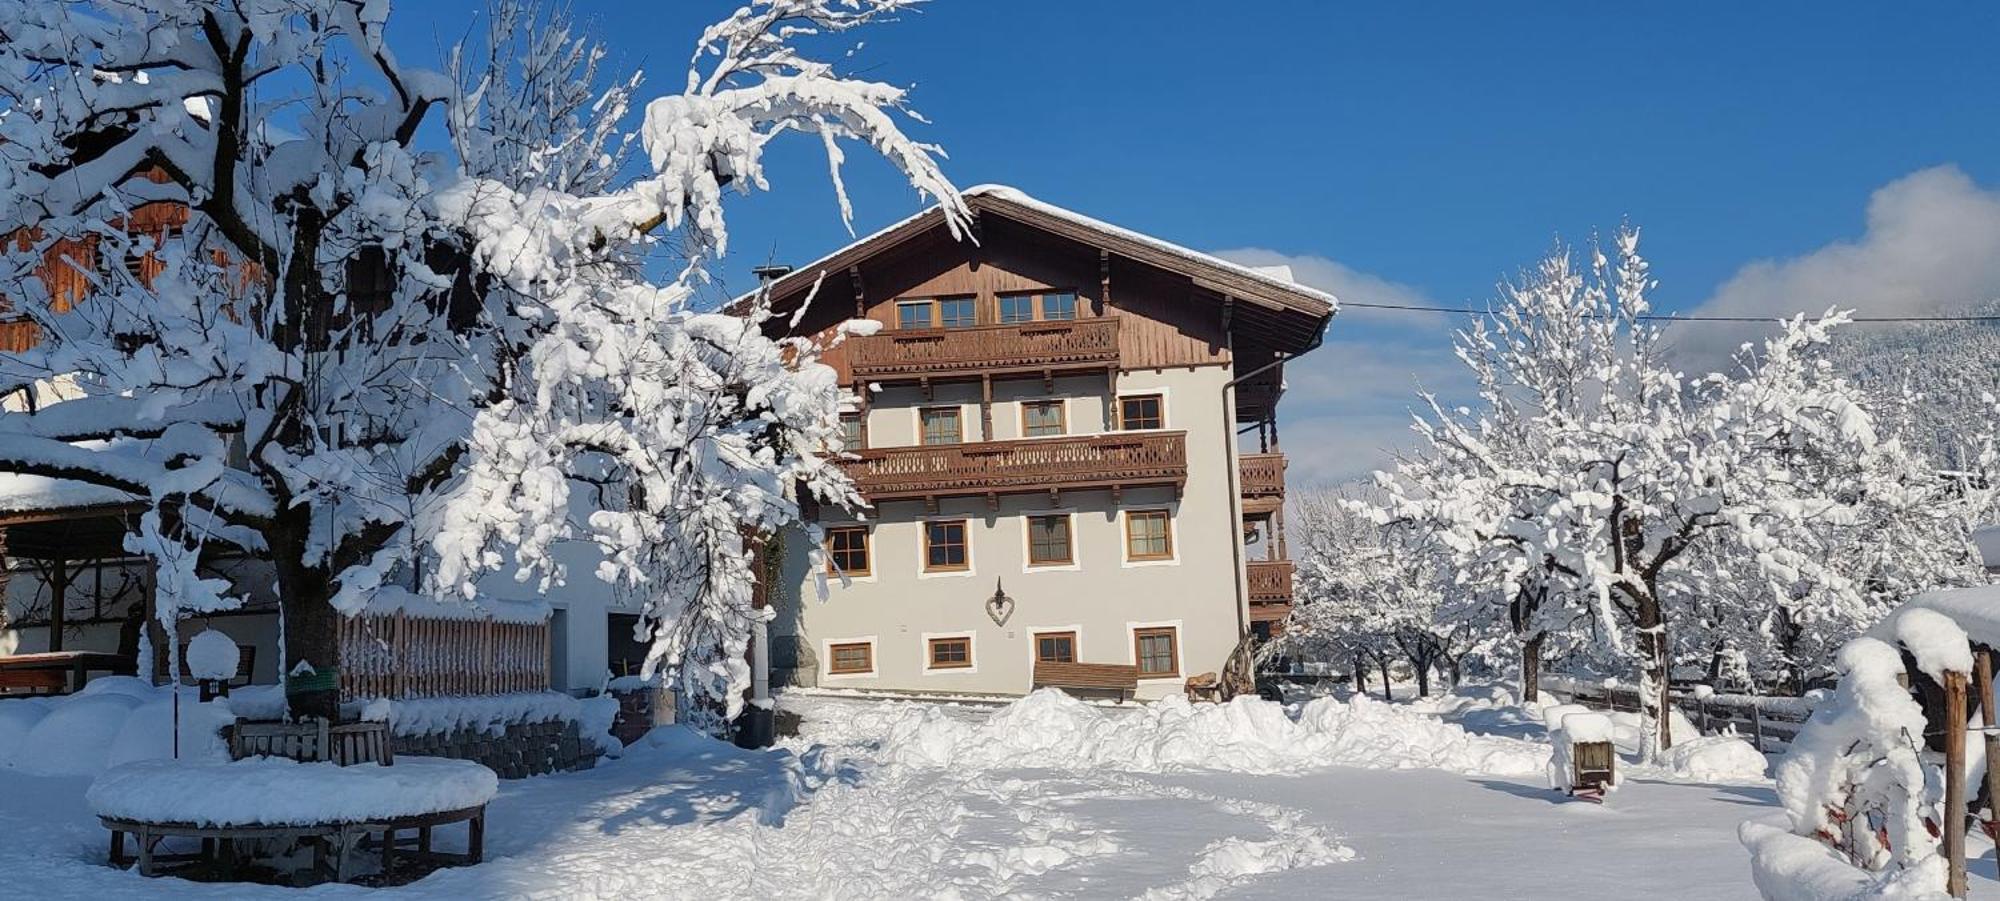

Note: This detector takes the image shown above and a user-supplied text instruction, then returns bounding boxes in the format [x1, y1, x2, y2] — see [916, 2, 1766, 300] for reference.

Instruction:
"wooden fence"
[337, 612, 550, 700]
[1538, 675, 1815, 753]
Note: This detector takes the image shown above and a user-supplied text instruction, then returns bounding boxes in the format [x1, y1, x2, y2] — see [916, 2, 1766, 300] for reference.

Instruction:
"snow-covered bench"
[92, 754, 496, 883]
[1033, 662, 1139, 703]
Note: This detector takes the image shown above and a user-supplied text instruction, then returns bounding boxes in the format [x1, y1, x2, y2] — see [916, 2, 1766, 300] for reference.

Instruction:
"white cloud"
[1673, 165, 2000, 369]
[1214, 247, 1438, 329]
[1213, 249, 1472, 485]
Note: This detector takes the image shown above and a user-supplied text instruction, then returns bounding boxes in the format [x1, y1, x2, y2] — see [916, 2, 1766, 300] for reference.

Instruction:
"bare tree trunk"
[1353, 652, 1368, 696]
[1635, 590, 1672, 757]
[1377, 656, 1393, 702]
[272, 510, 341, 721]
[1522, 633, 1544, 704]
[1414, 659, 1431, 697]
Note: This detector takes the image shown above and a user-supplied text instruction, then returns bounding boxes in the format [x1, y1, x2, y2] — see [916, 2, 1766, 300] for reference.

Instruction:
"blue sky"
[394, 1, 2000, 483]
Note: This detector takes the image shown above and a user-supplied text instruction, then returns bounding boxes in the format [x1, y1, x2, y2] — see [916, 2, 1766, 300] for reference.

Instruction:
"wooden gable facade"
[757, 187, 1333, 415]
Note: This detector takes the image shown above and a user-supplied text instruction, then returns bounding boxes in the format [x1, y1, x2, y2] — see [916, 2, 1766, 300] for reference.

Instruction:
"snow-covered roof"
[743, 185, 1337, 348]
[0, 470, 137, 517]
[1870, 584, 2000, 655]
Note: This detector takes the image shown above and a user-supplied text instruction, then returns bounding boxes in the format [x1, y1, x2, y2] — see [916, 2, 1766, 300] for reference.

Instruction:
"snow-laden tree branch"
[0, 0, 967, 719]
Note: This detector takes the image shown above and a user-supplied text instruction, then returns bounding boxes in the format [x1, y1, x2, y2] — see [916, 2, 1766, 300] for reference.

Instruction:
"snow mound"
[105, 698, 236, 769]
[0, 698, 51, 762]
[185, 629, 239, 681]
[13, 692, 142, 776]
[1664, 735, 1768, 782]
[88, 756, 498, 827]
[815, 689, 1550, 778]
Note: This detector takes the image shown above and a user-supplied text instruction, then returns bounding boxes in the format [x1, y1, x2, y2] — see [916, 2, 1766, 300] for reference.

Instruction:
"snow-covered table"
[88, 756, 497, 883]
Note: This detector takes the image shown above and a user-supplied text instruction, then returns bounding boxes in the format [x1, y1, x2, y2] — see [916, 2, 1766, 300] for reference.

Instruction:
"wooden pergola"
[0, 502, 152, 690]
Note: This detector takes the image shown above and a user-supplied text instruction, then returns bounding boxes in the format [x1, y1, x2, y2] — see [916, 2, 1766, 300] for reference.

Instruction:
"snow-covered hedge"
[356, 691, 620, 754]
[801, 689, 1552, 778]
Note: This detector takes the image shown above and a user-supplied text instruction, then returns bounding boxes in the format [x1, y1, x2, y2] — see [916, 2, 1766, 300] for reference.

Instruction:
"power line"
[1340, 300, 2000, 325]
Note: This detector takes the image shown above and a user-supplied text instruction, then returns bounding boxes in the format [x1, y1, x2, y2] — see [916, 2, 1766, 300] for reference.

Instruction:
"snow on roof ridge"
[750, 185, 1336, 312]
[960, 185, 1336, 308]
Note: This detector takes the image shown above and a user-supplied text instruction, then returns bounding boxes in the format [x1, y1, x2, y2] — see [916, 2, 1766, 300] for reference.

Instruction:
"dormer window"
[938, 296, 976, 329]
[896, 299, 934, 330]
[997, 290, 1078, 324]
[999, 294, 1035, 324]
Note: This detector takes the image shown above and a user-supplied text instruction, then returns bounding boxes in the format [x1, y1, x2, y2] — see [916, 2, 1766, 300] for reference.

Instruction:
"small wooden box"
[1572, 740, 1616, 792]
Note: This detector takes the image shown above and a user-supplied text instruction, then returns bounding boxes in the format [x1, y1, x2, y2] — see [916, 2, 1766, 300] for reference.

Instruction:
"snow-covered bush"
[1663, 735, 1768, 783]
[1755, 634, 1948, 896]
[185, 630, 240, 683]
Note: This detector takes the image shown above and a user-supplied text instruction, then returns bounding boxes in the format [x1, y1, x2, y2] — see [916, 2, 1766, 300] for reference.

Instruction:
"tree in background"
[0, 0, 963, 719]
[1363, 229, 1955, 760]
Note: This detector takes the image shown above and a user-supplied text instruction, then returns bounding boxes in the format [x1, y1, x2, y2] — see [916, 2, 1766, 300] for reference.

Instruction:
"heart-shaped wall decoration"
[985, 578, 1016, 626]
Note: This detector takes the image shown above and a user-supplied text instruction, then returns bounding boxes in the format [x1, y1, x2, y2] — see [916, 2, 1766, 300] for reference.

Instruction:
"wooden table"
[0, 650, 135, 693]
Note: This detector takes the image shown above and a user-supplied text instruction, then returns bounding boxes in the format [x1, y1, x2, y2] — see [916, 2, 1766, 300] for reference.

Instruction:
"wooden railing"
[1239, 453, 1286, 500]
[847, 318, 1120, 380]
[842, 430, 1187, 501]
[1247, 560, 1294, 604]
[338, 612, 550, 700]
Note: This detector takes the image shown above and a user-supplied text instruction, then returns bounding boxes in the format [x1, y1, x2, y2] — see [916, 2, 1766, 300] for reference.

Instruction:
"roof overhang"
[748, 186, 1336, 356]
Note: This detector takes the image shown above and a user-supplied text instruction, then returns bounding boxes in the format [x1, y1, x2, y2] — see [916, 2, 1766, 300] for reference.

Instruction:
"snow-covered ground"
[0, 685, 1915, 899]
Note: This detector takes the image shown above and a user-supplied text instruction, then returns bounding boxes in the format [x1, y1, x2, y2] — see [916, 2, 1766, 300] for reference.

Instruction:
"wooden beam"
[1946, 667, 1970, 898]
[848, 265, 865, 318]
[980, 375, 994, 441]
[1978, 649, 2000, 866]
[1099, 249, 1112, 309]
[48, 556, 68, 653]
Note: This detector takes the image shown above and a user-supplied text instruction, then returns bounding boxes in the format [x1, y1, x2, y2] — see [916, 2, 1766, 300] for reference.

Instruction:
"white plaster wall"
[779, 366, 1244, 700]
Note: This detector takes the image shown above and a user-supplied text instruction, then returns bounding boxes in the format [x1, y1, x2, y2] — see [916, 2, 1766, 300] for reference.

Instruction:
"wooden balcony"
[847, 318, 1120, 382]
[1247, 560, 1294, 622]
[1248, 560, 1293, 603]
[1239, 453, 1286, 515]
[840, 430, 1186, 503]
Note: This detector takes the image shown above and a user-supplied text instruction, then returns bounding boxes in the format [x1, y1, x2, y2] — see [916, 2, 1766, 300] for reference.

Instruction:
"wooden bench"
[228, 719, 393, 766]
[104, 805, 483, 884]
[1032, 661, 1140, 703]
[0, 668, 67, 695]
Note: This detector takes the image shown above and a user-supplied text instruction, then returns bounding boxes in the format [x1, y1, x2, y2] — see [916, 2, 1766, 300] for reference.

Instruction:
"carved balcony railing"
[841, 430, 1186, 503]
[847, 318, 1121, 382]
[1247, 560, 1294, 608]
[1239, 453, 1286, 502]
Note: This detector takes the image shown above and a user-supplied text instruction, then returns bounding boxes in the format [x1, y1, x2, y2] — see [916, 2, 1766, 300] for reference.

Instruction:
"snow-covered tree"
[1286, 487, 1475, 697]
[1371, 229, 1933, 759]
[0, 0, 965, 719]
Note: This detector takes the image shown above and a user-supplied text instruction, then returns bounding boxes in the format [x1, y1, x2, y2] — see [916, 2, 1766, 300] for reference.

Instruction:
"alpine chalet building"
[759, 186, 1334, 700]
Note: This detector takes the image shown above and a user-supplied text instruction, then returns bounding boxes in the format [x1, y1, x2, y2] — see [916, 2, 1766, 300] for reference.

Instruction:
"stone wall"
[392, 717, 601, 778]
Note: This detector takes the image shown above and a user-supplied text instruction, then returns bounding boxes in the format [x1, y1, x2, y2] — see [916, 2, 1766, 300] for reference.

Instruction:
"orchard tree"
[1288, 487, 1471, 698]
[0, 0, 965, 719]
[1375, 230, 1894, 759]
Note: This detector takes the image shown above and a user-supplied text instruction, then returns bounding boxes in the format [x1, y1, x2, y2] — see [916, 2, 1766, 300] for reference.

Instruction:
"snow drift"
[804, 689, 1551, 778]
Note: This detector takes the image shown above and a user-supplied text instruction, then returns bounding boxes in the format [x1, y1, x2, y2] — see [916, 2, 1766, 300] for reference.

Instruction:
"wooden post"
[980, 374, 993, 441]
[47, 556, 67, 653]
[1979, 649, 2000, 865]
[1945, 668, 1970, 899]
[1750, 705, 1766, 753]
